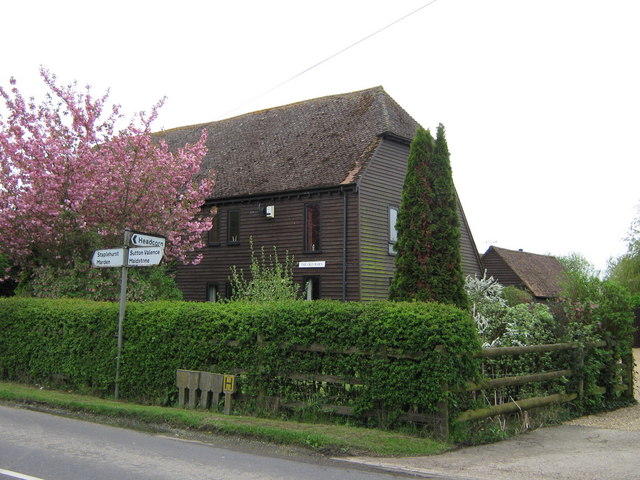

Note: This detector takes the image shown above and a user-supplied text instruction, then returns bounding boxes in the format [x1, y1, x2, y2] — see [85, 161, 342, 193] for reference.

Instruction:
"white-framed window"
[388, 206, 398, 255]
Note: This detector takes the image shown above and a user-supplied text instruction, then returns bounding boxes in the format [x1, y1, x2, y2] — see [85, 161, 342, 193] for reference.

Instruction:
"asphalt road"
[4, 387, 640, 480]
[0, 405, 430, 480]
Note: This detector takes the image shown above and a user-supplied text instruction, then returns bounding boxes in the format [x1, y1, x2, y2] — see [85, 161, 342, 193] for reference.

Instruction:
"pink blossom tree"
[0, 68, 214, 290]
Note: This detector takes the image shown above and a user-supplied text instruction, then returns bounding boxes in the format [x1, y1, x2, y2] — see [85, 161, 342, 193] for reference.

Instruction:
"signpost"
[90, 229, 166, 399]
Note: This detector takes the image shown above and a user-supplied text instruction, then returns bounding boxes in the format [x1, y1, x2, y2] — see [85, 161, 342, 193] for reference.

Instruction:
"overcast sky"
[3, 0, 639, 273]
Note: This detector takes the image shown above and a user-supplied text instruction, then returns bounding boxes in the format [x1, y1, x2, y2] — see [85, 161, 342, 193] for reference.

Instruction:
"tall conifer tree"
[389, 124, 468, 309]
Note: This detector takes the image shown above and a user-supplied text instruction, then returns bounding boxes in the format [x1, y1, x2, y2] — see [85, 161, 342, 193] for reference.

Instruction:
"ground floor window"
[225, 282, 235, 300]
[303, 276, 320, 300]
[206, 284, 218, 302]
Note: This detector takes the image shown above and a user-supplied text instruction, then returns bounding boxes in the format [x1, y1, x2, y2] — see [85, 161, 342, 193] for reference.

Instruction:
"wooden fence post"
[577, 345, 585, 399]
[437, 382, 450, 440]
[622, 353, 635, 401]
[604, 339, 617, 400]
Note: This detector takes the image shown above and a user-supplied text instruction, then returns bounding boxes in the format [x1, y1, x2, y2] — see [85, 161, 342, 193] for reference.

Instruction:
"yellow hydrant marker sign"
[223, 375, 236, 393]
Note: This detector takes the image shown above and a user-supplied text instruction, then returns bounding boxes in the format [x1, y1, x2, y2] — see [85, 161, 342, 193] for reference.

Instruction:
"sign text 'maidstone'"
[127, 247, 164, 267]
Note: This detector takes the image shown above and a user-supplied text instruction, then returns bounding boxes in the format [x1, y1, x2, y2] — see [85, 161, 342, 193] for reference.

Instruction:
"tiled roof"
[483, 246, 566, 298]
[158, 87, 419, 199]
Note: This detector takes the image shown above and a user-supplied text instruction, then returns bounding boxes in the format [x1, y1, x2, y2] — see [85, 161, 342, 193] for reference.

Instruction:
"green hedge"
[0, 298, 481, 422]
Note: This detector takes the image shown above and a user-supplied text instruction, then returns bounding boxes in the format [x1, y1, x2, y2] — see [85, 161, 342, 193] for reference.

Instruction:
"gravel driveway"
[567, 348, 640, 431]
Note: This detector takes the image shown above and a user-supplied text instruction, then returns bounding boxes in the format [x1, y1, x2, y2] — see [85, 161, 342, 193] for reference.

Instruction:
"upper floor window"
[389, 206, 398, 255]
[227, 210, 240, 244]
[208, 214, 220, 245]
[304, 203, 321, 252]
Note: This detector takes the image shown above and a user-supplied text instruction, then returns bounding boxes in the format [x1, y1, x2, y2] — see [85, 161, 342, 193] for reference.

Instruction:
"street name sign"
[91, 248, 125, 268]
[127, 247, 164, 267]
[130, 232, 166, 249]
[299, 261, 326, 268]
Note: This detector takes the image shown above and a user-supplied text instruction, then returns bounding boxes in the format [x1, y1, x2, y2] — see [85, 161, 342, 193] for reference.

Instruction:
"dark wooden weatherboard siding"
[177, 187, 360, 302]
[358, 137, 408, 301]
[457, 194, 483, 278]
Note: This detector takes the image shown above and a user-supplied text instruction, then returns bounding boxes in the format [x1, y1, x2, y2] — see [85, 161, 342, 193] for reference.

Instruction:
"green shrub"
[0, 298, 119, 392]
[559, 269, 635, 351]
[558, 263, 636, 410]
[502, 286, 533, 306]
[0, 297, 481, 426]
[228, 238, 299, 302]
[16, 261, 183, 302]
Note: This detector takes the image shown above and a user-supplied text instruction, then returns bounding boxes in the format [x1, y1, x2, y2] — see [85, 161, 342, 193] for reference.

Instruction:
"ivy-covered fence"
[454, 341, 635, 423]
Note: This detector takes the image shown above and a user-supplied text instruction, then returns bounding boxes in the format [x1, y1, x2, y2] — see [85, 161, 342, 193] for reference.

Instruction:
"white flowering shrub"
[498, 303, 558, 346]
[465, 273, 558, 347]
[465, 272, 505, 340]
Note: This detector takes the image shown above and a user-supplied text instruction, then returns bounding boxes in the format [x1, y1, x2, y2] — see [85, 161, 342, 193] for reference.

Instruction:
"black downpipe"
[342, 189, 348, 301]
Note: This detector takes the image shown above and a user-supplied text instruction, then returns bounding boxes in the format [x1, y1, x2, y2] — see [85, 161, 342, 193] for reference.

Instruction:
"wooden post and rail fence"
[177, 338, 635, 439]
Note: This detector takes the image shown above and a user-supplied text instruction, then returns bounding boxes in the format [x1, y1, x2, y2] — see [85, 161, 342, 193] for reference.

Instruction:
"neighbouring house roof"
[482, 246, 566, 299]
[157, 86, 420, 199]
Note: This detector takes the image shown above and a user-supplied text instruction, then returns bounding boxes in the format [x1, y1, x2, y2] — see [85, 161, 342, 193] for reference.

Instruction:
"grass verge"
[0, 381, 450, 457]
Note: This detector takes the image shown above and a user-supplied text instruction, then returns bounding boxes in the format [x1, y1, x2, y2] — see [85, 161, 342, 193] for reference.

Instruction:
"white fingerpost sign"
[91, 248, 125, 268]
[130, 232, 166, 249]
[128, 247, 164, 267]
